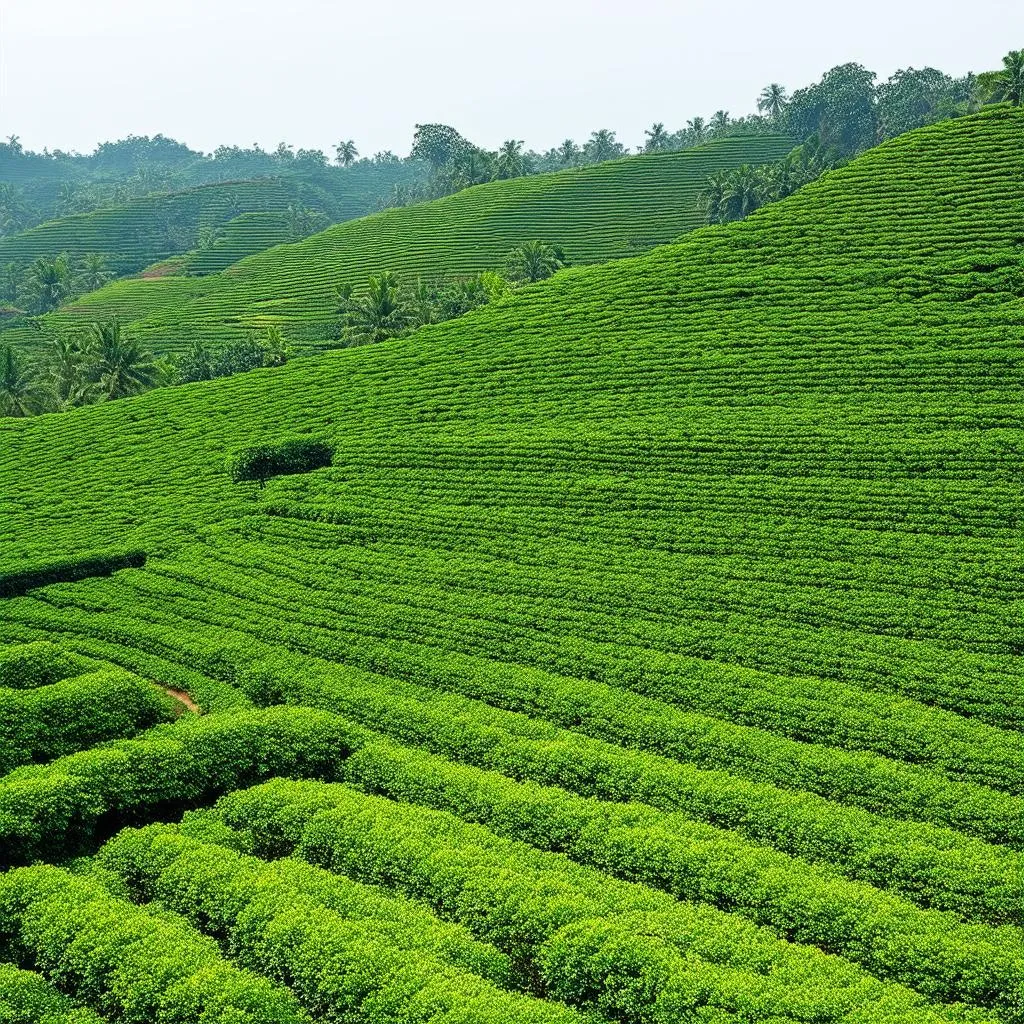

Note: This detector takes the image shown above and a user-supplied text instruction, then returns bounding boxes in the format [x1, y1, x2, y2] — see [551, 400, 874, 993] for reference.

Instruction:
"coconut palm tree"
[557, 139, 580, 166]
[992, 50, 1024, 106]
[644, 123, 670, 152]
[757, 83, 789, 120]
[686, 117, 708, 144]
[84, 319, 159, 400]
[720, 165, 765, 222]
[504, 240, 568, 283]
[0, 345, 44, 416]
[26, 254, 72, 312]
[76, 253, 112, 294]
[710, 110, 731, 136]
[583, 129, 624, 164]
[335, 139, 359, 166]
[43, 333, 97, 411]
[338, 272, 412, 344]
[495, 139, 528, 180]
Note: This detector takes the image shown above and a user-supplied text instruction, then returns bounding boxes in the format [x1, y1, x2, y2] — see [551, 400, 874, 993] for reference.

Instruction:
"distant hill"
[41, 134, 793, 352]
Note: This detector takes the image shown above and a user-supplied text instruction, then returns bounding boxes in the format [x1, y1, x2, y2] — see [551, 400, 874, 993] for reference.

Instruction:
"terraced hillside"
[0, 106, 1021, 1024]
[0, 178, 316, 281]
[43, 134, 793, 352]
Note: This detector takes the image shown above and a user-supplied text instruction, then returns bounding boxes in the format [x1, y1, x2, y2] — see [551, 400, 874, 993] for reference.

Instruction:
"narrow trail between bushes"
[166, 687, 200, 714]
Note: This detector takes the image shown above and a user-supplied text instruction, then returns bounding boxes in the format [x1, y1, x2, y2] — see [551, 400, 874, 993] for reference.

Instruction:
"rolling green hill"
[0, 107, 1021, 1024]
[41, 134, 793, 352]
[0, 177, 317, 280]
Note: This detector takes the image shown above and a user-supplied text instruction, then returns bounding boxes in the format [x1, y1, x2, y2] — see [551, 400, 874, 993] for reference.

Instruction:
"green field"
[41, 134, 793, 352]
[0, 106, 1021, 1024]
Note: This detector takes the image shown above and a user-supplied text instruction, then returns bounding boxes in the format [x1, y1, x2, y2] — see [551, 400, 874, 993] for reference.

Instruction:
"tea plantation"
[42, 134, 792, 352]
[0, 178, 314, 281]
[0, 106, 1020, 1024]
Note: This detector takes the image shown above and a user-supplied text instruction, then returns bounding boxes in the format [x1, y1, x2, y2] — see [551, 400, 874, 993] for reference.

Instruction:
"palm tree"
[26, 254, 72, 312]
[495, 139, 528, 180]
[710, 110, 731, 136]
[84, 319, 159, 400]
[0, 345, 41, 416]
[686, 117, 708, 144]
[583, 129, 623, 164]
[757, 83, 789, 121]
[699, 170, 731, 224]
[720, 165, 765, 222]
[644, 123, 670, 152]
[338, 272, 412, 344]
[992, 50, 1024, 106]
[76, 253, 112, 294]
[42, 334, 97, 411]
[505, 240, 568, 283]
[335, 139, 359, 166]
[557, 139, 580, 166]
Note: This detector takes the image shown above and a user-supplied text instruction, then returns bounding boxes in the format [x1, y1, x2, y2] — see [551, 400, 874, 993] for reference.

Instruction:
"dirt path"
[166, 687, 200, 714]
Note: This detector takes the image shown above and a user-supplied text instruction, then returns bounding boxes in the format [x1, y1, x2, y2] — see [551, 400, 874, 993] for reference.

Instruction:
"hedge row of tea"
[0, 108, 1020, 1023]
[43, 134, 793, 352]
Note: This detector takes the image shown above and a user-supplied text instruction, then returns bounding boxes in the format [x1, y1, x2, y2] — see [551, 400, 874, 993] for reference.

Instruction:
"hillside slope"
[0, 177, 317, 280]
[0, 108, 1021, 1024]
[44, 134, 793, 351]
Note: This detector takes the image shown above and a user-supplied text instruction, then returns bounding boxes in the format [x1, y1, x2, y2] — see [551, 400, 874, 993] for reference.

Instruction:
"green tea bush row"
[98, 825, 593, 1024]
[227, 438, 333, 486]
[247, 656, 1022, 924]
[36, 547, 1021, 845]
[210, 778, 998, 1024]
[0, 641, 90, 689]
[0, 705, 368, 865]
[99, 822, 514, 987]
[0, 962, 103, 1024]
[337, 740, 1023, 1013]
[0, 550, 146, 599]
[212, 526, 1020, 791]
[0, 865, 307, 1024]
[185, 581, 1018, 845]
[0, 668, 178, 775]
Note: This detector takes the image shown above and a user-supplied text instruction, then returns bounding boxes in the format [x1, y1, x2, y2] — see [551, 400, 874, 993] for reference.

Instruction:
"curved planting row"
[0, 705, 367, 865]
[0, 962, 104, 1024]
[98, 825, 588, 1024]
[0, 865, 306, 1024]
[208, 777, 1007, 1023]
[0, 667, 178, 775]
[244, 654, 1022, 925]
[339, 739, 1024, 1006]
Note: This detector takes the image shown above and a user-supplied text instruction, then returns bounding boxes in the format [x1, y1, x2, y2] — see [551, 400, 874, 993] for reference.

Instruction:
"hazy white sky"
[1, 0, 1020, 158]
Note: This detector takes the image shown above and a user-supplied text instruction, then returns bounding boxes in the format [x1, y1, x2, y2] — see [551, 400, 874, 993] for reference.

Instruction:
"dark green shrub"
[227, 438, 333, 486]
[0, 550, 146, 599]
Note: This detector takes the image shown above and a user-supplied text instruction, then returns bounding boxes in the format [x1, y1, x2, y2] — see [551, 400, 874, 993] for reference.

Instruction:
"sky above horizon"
[1, 0, 1020, 159]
